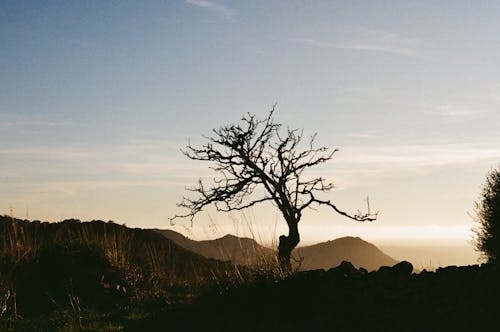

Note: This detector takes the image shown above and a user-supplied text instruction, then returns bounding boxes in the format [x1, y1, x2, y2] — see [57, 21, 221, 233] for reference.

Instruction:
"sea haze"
[378, 242, 480, 270]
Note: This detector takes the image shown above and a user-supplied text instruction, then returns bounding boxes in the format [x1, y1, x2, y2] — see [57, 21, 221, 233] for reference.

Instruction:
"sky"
[2, 1, 500, 248]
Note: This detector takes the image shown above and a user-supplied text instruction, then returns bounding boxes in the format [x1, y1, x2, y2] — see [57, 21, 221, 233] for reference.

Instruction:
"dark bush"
[474, 168, 500, 263]
[15, 243, 127, 314]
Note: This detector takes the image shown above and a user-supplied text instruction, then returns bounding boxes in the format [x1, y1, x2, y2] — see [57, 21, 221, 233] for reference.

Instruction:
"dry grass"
[0, 214, 297, 330]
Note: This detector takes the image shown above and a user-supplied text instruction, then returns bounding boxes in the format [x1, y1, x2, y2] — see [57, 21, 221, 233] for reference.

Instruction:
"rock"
[392, 261, 413, 276]
[436, 265, 459, 275]
[377, 265, 392, 275]
[328, 260, 358, 277]
[292, 269, 326, 282]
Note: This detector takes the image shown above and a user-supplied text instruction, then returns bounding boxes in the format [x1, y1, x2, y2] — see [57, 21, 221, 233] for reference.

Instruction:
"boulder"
[328, 261, 358, 277]
[392, 261, 413, 276]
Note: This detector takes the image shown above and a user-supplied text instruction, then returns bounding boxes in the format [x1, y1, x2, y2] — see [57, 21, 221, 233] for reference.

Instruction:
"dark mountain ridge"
[155, 229, 397, 271]
[153, 229, 275, 266]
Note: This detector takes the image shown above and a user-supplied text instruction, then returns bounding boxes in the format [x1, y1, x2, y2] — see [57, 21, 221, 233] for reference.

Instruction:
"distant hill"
[153, 229, 275, 266]
[295, 236, 398, 271]
[154, 229, 396, 271]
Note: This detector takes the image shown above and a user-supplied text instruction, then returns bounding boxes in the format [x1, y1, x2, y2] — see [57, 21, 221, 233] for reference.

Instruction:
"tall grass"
[197, 210, 294, 283]
[0, 215, 252, 329]
[0, 214, 298, 330]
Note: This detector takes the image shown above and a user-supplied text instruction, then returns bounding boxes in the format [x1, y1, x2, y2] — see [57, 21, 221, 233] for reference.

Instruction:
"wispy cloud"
[292, 29, 425, 58]
[336, 29, 422, 57]
[298, 141, 500, 191]
[303, 142, 500, 184]
[348, 132, 379, 139]
[0, 140, 210, 181]
[0, 121, 70, 128]
[433, 104, 484, 119]
[185, 0, 236, 21]
[291, 38, 337, 48]
[337, 142, 500, 171]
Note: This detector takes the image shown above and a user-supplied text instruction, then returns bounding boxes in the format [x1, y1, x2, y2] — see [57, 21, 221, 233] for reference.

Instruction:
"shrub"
[474, 168, 500, 263]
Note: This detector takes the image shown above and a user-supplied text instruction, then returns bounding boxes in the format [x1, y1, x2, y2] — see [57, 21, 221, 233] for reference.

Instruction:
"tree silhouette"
[171, 107, 377, 269]
[474, 167, 500, 263]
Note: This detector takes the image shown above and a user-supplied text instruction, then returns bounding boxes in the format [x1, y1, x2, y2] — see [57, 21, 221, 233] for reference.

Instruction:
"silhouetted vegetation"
[474, 168, 500, 263]
[129, 261, 500, 332]
[0, 216, 250, 330]
[171, 107, 376, 269]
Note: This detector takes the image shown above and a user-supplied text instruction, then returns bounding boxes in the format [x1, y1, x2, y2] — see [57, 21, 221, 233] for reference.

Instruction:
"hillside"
[0, 216, 235, 284]
[155, 229, 396, 271]
[154, 229, 275, 266]
[295, 236, 398, 271]
[0, 215, 242, 322]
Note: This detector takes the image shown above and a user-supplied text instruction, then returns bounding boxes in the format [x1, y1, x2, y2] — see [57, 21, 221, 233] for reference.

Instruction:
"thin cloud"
[0, 121, 70, 128]
[185, 0, 236, 21]
[0, 141, 209, 180]
[337, 142, 500, 171]
[302, 142, 500, 186]
[291, 38, 337, 48]
[337, 29, 422, 57]
[0, 146, 100, 162]
[292, 29, 424, 58]
[433, 104, 484, 119]
[348, 132, 378, 139]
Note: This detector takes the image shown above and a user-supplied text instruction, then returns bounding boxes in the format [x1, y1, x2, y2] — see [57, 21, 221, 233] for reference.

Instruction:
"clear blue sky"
[2, 1, 500, 245]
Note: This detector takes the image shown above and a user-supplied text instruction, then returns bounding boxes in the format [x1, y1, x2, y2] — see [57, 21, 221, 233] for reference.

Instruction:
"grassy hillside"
[0, 216, 245, 330]
[0, 216, 237, 283]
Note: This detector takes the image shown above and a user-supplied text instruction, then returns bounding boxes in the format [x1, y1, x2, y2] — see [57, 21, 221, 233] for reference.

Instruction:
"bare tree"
[171, 107, 377, 270]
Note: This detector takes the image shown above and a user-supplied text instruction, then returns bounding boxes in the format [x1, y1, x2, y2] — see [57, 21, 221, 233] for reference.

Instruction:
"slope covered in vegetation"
[0, 216, 243, 330]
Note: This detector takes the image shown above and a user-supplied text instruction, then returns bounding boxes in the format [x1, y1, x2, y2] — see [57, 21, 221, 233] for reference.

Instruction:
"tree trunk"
[278, 220, 300, 272]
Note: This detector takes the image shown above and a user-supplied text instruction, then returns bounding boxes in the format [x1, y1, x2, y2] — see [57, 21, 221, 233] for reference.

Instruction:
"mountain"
[153, 229, 275, 266]
[295, 236, 398, 271]
[155, 229, 396, 271]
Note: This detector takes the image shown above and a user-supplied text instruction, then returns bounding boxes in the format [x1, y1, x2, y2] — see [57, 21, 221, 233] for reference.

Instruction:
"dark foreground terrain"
[1, 216, 499, 331]
[129, 261, 500, 332]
